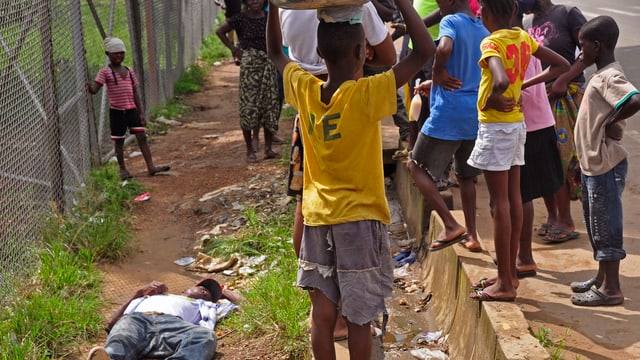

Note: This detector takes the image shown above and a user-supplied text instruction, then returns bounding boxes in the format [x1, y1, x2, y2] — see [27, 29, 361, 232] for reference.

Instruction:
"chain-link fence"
[0, 0, 219, 298]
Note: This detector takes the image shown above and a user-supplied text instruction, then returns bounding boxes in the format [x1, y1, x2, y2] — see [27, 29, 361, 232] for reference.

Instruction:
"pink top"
[469, 0, 480, 17]
[521, 57, 555, 132]
[95, 66, 139, 110]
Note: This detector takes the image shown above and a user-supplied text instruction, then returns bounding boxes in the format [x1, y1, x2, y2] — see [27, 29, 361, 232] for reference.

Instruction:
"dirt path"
[96, 61, 287, 359]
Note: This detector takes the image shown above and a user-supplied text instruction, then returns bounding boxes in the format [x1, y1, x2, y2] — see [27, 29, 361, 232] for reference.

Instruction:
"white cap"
[104, 37, 126, 53]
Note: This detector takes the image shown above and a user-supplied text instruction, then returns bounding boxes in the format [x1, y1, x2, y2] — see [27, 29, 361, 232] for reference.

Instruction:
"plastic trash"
[410, 348, 449, 360]
[411, 330, 443, 345]
[174, 257, 195, 266]
[394, 251, 416, 267]
[134, 192, 151, 202]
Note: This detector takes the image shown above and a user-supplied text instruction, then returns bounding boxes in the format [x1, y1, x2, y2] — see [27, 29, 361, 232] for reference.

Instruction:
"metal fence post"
[38, 0, 65, 212]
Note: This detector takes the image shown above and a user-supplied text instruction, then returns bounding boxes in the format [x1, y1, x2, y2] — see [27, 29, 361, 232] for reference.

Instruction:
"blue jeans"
[581, 159, 627, 262]
[105, 312, 216, 360]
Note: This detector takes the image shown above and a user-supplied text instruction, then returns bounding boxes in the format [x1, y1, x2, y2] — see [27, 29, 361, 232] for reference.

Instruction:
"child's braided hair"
[479, 0, 517, 20]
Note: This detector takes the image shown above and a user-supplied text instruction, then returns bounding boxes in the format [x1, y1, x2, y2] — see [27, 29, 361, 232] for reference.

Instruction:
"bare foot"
[469, 283, 517, 302]
[429, 226, 468, 252]
[461, 235, 482, 252]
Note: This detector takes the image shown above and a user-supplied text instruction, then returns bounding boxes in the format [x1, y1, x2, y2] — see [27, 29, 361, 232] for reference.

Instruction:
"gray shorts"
[297, 220, 393, 326]
[409, 133, 481, 180]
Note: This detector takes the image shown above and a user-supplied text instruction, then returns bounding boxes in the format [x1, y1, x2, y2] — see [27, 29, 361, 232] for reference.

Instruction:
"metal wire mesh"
[0, 0, 220, 298]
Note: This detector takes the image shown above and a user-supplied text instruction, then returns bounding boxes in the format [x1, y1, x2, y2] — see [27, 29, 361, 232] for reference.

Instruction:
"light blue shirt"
[422, 13, 489, 140]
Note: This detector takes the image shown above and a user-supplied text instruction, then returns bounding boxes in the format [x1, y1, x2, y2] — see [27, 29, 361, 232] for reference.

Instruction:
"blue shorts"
[581, 159, 627, 261]
[297, 220, 393, 325]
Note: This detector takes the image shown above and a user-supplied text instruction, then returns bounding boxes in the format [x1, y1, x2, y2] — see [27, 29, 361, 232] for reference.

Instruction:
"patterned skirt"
[239, 48, 280, 132]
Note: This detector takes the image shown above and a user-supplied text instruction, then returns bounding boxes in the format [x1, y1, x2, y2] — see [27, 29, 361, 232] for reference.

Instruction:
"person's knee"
[135, 133, 148, 144]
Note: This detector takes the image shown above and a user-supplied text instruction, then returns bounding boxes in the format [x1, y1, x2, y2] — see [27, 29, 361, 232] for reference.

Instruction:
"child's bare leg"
[243, 129, 258, 162]
[458, 175, 481, 249]
[263, 128, 279, 159]
[407, 162, 466, 246]
[545, 183, 576, 241]
[599, 260, 622, 297]
[114, 139, 132, 179]
[478, 170, 517, 299]
[507, 165, 523, 276]
[346, 320, 372, 360]
[114, 139, 127, 172]
[517, 201, 537, 271]
[135, 133, 169, 175]
[309, 289, 338, 360]
[135, 133, 155, 171]
[541, 193, 558, 227]
[252, 127, 260, 152]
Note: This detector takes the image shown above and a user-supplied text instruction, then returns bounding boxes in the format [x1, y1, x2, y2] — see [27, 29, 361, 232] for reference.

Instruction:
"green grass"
[0, 163, 142, 359]
[205, 207, 311, 358]
[175, 64, 208, 95]
[533, 326, 572, 359]
[199, 13, 232, 65]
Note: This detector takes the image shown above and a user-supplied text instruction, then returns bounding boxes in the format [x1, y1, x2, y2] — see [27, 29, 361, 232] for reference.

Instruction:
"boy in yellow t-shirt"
[266, 0, 434, 358]
[467, 0, 568, 302]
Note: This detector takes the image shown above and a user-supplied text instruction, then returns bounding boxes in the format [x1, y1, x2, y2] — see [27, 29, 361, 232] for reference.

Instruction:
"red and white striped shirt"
[95, 66, 139, 110]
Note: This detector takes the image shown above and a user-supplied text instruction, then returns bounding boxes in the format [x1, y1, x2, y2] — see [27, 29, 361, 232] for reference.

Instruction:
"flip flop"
[570, 278, 602, 293]
[469, 289, 515, 302]
[264, 150, 280, 159]
[246, 153, 259, 163]
[149, 165, 170, 176]
[571, 288, 624, 306]
[119, 169, 133, 180]
[429, 232, 469, 252]
[517, 269, 537, 279]
[471, 277, 491, 290]
[545, 229, 579, 243]
[536, 223, 553, 237]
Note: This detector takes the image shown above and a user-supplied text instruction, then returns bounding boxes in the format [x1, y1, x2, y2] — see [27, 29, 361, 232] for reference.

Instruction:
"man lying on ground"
[86, 278, 243, 360]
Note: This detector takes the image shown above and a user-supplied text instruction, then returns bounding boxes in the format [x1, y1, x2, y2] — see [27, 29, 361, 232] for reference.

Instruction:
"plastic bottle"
[409, 78, 422, 123]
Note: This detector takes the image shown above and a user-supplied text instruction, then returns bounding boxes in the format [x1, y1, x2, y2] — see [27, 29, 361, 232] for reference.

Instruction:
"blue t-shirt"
[422, 13, 489, 140]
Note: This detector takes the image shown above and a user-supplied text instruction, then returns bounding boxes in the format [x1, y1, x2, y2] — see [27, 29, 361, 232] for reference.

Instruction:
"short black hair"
[479, 0, 517, 20]
[580, 15, 619, 51]
[317, 20, 364, 64]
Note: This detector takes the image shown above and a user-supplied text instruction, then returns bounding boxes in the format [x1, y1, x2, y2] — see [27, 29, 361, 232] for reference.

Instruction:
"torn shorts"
[298, 220, 393, 326]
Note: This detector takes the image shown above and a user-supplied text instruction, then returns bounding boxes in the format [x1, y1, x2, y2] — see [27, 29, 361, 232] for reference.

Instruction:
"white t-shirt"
[280, 3, 389, 75]
[125, 294, 201, 324]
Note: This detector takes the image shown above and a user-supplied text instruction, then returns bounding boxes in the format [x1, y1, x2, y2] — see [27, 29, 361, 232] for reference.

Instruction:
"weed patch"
[205, 207, 311, 358]
[0, 163, 141, 358]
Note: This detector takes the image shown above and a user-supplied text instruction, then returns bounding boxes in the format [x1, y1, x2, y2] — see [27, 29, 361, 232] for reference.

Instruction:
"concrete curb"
[395, 164, 550, 359]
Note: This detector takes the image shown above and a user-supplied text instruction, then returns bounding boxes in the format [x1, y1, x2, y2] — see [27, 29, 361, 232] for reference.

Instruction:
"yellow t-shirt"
[477, 27, 539, 123]
[283, 62, 396, 226]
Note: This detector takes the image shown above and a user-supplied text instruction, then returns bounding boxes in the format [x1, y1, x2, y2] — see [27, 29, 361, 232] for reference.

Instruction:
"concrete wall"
[394, 163, 550, 359]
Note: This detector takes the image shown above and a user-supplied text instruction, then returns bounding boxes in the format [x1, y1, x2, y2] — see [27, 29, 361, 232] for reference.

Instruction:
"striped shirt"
[95, 66, 139, 110]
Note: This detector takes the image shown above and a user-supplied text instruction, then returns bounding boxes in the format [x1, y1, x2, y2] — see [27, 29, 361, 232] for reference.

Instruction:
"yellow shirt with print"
[477, 28, 539, 123]
[283, 62, 396, 226]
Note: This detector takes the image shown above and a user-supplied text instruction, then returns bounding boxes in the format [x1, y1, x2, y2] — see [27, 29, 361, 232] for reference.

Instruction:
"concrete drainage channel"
[393, 161, 550, 360]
